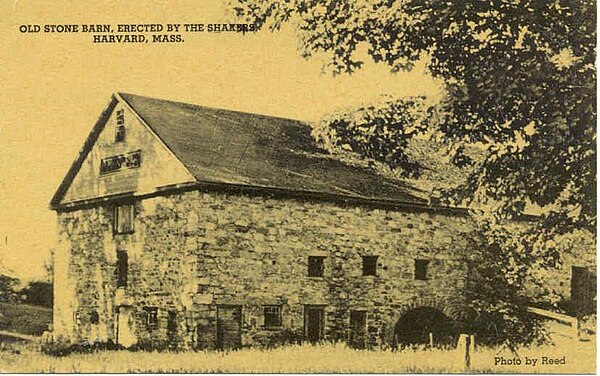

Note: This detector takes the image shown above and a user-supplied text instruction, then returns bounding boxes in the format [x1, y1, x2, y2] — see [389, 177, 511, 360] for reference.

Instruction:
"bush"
[264, 327, 303, 348]
[128, 338, 178, 352]
[41, 337, 122, 357]
[20, 281, 53, 308]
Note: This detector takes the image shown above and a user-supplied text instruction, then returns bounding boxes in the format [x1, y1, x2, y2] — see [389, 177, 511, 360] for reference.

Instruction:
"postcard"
[0, 0, 595, 373]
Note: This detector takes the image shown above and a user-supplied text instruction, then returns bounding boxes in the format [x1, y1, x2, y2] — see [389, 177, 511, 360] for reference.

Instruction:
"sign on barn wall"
[100, 150, 142, 174]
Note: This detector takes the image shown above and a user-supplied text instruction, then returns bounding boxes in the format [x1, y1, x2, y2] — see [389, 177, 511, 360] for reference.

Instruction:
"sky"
[0, 0, 441, 281]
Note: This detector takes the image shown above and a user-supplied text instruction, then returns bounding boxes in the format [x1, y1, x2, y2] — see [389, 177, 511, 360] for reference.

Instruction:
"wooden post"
[465, 334, 471, 369]
[457, 333, 471, 370]
[429, 332, 433, 347]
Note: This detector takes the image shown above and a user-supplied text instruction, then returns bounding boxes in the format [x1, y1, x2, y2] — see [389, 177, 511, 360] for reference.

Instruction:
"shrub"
[129, 338, 177, 352]
[41, 337, 121, 357]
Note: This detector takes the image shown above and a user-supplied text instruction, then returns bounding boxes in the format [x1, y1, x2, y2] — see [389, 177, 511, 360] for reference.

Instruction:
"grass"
[0, 340, 594, 373]
[0, 303, 52, 336]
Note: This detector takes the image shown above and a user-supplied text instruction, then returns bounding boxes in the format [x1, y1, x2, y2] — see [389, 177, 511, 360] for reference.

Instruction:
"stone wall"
[54, 189, 476, 349]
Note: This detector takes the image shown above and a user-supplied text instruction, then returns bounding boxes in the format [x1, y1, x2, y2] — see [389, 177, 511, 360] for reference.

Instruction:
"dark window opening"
[144, 307, 159, 328]
[90, 310, 99, 324]
[116, 250, 128, 288]
[414, 259, 429, 280]
[308, 256, 325, 277]
[114, 203, 135, 234]
[115, 109, 125, 142]
[264, 305, 282, 328]
[362, 256, 378, 276]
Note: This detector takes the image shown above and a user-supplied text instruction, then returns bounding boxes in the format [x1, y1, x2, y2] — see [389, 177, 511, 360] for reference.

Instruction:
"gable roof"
[52, 93, 441, 210]
[50, 96, 119, 210]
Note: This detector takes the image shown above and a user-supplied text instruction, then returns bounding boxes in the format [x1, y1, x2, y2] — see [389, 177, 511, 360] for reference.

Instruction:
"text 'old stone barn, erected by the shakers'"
[49, 93, 589, 350]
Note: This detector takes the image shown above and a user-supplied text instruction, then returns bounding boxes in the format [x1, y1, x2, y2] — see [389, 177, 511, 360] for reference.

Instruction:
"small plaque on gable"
[100, 150, 142, 174]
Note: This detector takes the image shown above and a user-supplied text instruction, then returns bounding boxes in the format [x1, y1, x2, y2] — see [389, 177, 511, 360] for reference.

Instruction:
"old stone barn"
[49, 93, 589, 350]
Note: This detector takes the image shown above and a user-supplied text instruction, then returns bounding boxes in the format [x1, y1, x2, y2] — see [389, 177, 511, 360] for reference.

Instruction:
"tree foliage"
[0, 274, 20, 303]
[465, 218, 554, 346]
[312, 96, 432, 176]
[20, 281, 53, 308]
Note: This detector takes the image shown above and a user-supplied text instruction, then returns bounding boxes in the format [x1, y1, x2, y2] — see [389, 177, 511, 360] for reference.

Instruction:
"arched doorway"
[394, 307, 457, 347]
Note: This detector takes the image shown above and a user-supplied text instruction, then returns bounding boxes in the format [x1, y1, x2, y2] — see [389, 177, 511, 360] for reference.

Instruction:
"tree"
[0, 274, 20, 303]
[312, 96, 431, 177]
[465, 218, 550, 346]
[233, 0, 596, 345]
[20, 281, 53, 308]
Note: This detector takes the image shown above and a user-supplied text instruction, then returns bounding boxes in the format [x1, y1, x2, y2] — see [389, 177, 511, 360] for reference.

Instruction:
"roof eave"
[53, 179, 475, 217]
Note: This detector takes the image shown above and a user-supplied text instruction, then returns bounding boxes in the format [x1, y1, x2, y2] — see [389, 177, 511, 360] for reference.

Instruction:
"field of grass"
[0, 340, 594, 373]
[0, 303, 52, 336]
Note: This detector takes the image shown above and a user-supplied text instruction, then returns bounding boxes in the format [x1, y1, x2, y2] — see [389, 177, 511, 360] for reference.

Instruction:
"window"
[116, 250, 128, 288]
[90, 310, 99, 324]
[144, 307, 159, 328]
[308, 256, 325, 277]
[414, 259, 429, 280]
[114, 203, 135, 234]
[115, 109, 125, 142]
[362, 256, 378, 276]
[263, 305, 282, 328]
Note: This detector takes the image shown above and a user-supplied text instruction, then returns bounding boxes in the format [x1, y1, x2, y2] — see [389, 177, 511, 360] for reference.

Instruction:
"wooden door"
[304, 306, 325, 343]
[216, 305, 242, 350]
[571, 266, 596, 315]
[349, 310, 367, 349]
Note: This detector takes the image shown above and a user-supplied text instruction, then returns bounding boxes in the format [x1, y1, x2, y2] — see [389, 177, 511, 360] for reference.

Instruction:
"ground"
[0, 339, 594, 373]
[0, 305, 593, 373]
[0, 303, 52, 336]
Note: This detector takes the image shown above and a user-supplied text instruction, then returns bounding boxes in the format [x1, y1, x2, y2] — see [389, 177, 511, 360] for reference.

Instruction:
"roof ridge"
[117, 92, 309, 125]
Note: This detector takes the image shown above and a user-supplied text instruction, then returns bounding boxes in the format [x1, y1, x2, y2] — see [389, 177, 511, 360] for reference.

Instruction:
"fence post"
[572, 317, 580, 342]
[457, 333, 471, 370]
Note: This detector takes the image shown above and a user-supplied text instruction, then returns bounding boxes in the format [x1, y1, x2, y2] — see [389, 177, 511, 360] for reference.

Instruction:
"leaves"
[312, 96, 432, 177]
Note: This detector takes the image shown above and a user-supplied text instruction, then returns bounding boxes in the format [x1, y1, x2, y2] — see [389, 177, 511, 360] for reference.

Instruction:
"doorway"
[216, 305, 242, 350]
[349, 310, 367, 349]
[116, 306, 136, 347]
[304, 305, 325, 343]
[394, 307, 457, 347]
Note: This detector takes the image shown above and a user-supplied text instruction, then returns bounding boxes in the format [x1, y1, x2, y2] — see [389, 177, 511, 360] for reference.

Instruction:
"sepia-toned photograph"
[0, 0, 596, 373]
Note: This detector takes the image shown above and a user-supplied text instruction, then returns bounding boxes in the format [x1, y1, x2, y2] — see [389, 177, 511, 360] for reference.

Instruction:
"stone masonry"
[54, 189, 475, 349]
